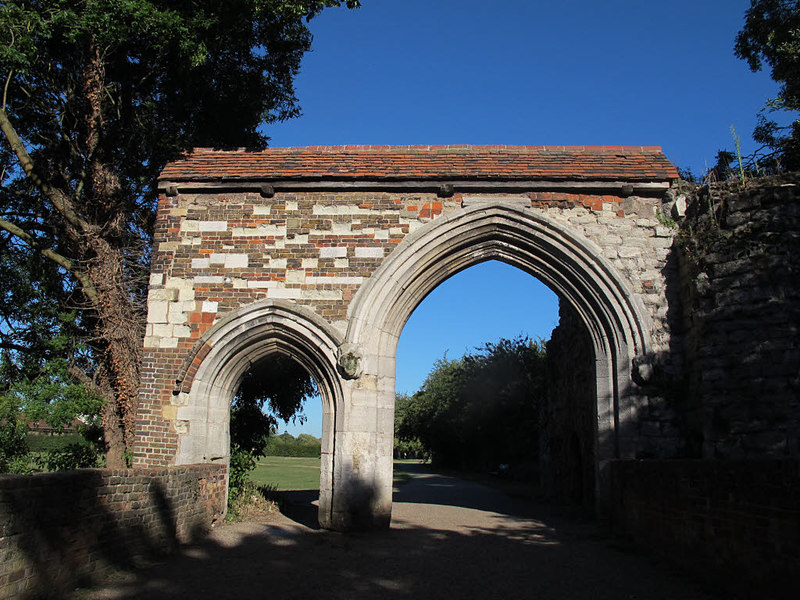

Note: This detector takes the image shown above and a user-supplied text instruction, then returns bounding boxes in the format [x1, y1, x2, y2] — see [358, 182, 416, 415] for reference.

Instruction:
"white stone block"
[231, 224, 285, 237]
[269, 288, 302, 299]
[180, 220, 199, 232]
[165, 276, 190, 289]
[286, 270, 306, 284]
[202, 301, 218, 313]
[301, 289, 343, 300]
[618, 246, 642, 259]
[334, 258, 350, 268]
[253, 205, 271, 215]
[167, 307, 188, 324]
[159, 337, 178, 349]
[148, 288, 175, 302]
[194, 275, 224, 284]
[148, 301, 168, 323]
[143, 336, 159, 348]
[269, 258, 287, 269]
[373, 230, 389, 240]
[178, 288, 195, 302]
[198, 220, 227, 232]
[332, 222, 351, 234]
[192, 258, 210, 269]
[173, 324, 192, 338]
[306, 276, 364, 285]
[209, 253, 226, 264]
[152, 323, 173, 337]
[320, 247, 347, 258]
[302, 258, 318, 268]
[285, 201, 298, 211]
[247, 280, 276, 289]
[355, 247, 384, 258]
[225, 254, 248, 269]
[290, 234, 308, 245]
[149, 273, 164, 286]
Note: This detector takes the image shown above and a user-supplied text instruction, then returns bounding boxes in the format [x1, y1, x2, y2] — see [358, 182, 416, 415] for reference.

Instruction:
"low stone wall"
[609, 459, 799, 598]
[0, 464, 226, 599]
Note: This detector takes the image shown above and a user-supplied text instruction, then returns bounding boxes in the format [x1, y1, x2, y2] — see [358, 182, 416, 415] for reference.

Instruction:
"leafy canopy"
[735, 0, 800, 168]
[396, 337, 547, 471]
[0, 0, 358, 462]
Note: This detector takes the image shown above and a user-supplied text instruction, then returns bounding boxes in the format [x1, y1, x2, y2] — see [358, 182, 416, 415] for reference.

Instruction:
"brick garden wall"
[0, 464, 225, 599]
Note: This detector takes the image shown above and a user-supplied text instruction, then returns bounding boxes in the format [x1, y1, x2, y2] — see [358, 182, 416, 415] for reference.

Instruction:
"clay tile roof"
[159, 145, 678, 182]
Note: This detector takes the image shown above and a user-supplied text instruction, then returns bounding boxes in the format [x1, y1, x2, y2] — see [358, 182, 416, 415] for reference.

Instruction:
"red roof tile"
[159, 145, 678, 182]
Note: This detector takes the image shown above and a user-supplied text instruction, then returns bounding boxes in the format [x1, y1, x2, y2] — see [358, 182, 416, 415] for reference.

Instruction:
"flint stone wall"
[676, 174, 800, 458]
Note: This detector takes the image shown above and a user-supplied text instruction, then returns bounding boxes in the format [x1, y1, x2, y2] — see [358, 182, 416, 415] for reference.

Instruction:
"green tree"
[395, 337, 547, 471]
[735, 0, 800, 168]
[229, 354, 317, 499]
[0, 0, 359, 466]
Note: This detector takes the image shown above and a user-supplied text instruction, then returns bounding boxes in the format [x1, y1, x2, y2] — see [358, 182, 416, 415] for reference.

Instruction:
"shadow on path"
[72, 464, 719, 600]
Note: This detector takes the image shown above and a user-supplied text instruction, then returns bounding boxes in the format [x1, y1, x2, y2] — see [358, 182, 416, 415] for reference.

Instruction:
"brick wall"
[137, 187, 676, 466]
[609, 459, 799, 598]
[0, 464, 225, 599]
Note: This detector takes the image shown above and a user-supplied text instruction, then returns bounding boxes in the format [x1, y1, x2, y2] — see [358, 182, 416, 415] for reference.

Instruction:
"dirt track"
[73, 464, 718, 599]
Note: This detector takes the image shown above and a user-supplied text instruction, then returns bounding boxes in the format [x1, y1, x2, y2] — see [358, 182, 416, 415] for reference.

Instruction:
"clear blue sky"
[271, 0, 783, 436]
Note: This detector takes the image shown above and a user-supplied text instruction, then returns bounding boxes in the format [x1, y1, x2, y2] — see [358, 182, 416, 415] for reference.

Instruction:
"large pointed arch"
[172, 299, 344, 527]
[346, 201, 653, 480]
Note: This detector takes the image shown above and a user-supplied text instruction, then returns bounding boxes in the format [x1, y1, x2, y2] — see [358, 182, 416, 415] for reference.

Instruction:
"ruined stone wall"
[137, 188, 677, 467]
[676, 174, 800, 458]
[0, 464, 225, 599]
[541, 303, 596, 506]
[609, 459, 799, 598]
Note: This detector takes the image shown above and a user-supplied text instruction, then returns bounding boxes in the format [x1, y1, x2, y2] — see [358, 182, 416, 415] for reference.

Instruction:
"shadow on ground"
[72, 464, 718, 600]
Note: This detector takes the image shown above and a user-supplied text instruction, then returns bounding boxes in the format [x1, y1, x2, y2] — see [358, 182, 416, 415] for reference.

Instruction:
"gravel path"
[73, 464, 718, 600]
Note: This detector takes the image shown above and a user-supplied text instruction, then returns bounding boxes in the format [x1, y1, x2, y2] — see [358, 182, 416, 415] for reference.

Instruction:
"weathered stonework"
[676, 174, 800, 458]
[135, 145, 680, 529]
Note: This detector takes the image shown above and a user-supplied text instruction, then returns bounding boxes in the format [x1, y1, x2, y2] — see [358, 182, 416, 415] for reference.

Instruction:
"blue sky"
[271, 0, 783, 436]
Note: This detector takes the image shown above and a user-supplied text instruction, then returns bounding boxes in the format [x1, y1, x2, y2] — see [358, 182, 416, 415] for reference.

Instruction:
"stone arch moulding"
[345, 201, 654, 503]
[171, 299, 344, 528]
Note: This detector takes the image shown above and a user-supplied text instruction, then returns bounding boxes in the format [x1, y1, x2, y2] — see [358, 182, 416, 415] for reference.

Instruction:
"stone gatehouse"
[135, 145, 681, 530]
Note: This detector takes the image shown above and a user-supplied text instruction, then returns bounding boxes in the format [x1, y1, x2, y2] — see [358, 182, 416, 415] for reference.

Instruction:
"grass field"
[251, 456, 320, 490]
[250, 457, 425, 491]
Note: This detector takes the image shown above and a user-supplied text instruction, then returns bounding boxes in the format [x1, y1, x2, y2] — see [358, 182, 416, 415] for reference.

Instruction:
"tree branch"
[0, 216, 99, 301]
[0, 106, 91, 236]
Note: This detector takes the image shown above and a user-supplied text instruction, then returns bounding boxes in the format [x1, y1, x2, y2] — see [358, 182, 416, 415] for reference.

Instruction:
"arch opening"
[347, 203, 652, 516]
[173, 300, 344, 528]
[395, 259, 598, 509]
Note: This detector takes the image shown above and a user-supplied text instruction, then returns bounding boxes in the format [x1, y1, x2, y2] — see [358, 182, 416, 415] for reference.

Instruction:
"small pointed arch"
[172, 299, 344, 527]
[346, 201, 653, 463]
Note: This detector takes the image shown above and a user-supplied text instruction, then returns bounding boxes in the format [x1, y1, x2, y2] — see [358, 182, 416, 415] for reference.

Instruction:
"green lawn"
[251, 456, 321, 490]
[250, 456, 425, 491]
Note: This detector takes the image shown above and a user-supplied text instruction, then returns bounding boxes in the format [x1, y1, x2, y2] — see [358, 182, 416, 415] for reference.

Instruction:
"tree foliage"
[228, 354, 317, 500]
[395, 337, 547, 472]
[0, 0, 359, 465]
[735, 0, 800, 169]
